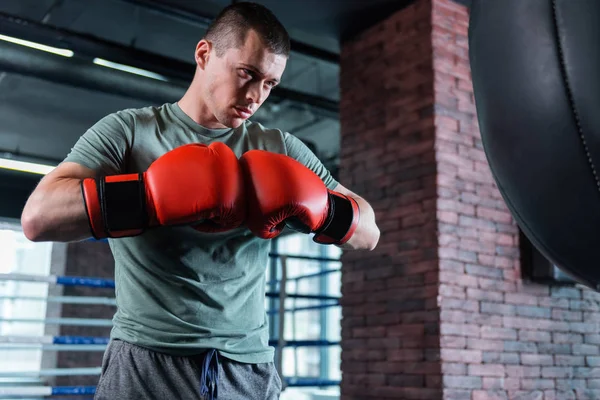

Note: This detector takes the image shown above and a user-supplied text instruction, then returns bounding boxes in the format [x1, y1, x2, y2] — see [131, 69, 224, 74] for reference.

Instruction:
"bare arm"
[332, 183, 380, 251]
[21, 162, 97, 243]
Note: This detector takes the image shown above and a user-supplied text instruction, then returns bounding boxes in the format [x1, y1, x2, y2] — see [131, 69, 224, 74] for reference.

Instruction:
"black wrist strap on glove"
[81, 174, 148, 239]
[313, 191, 360, 245]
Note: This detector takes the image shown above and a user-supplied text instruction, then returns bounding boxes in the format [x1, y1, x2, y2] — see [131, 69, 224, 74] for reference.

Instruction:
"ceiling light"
[0, 34, 74, 57]
[93, 58, 169, 81]
[0, 157, 55, 175]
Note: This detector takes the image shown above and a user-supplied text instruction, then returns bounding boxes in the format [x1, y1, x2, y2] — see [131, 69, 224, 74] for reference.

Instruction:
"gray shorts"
[94, 339, 282, 400]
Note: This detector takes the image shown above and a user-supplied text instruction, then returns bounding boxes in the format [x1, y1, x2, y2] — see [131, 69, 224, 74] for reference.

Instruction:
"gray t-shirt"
[63, 102, 338, 363]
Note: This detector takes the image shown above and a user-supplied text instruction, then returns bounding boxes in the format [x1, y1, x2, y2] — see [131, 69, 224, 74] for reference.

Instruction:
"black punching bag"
[469, 0, 600, 290]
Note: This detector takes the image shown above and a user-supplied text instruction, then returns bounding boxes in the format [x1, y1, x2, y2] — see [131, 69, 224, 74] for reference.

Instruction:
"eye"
[239, 69, 253, 79]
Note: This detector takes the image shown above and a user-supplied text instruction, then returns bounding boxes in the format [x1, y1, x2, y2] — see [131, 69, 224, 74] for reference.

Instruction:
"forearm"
[339, 195, 380, 251]
[21, 177, 92, 242]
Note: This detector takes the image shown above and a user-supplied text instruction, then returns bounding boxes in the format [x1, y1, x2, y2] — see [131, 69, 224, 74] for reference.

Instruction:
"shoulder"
[112, 104, 168, 126]
[93, 104, 173, 142]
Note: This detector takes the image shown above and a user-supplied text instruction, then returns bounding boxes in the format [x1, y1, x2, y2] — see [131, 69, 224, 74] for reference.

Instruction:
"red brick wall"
[340, 0, 600, 399]
[431, 1, 600, 399]
[339, 0, 442, 398]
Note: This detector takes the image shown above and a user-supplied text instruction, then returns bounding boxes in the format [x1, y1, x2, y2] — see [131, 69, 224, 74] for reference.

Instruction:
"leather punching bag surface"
[469, 0, 600, 290]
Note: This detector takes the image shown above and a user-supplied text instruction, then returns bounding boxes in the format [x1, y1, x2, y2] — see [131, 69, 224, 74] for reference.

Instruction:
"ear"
[195, 39, 211, 69]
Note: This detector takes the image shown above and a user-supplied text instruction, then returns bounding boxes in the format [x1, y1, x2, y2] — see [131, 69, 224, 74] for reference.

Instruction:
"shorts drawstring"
[200, 349, 220, 399]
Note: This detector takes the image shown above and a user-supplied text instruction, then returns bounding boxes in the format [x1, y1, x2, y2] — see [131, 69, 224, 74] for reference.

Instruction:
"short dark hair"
[204, 2, 290, 57]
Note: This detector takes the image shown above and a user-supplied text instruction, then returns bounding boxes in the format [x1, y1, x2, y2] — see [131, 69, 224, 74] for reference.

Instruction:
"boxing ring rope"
[0, 336, 109, 345]
[0, 368, 102, 378]
[268, 253, 340, 264]
[0, 386, 96, 397]
[0, 274, 115, 288]
[265, 292, 340, 301]
[0, 318, 113, 327]
[266, 302, 339, 314]
[0, 344, 107, 352]
[2, 272, 339, 301]
[0, 295, 117, 306]
[0, 335, 338, 348]
[1, 335, 338, 347]
[0, 251, 342, 397]
[0, 378, 341, 398]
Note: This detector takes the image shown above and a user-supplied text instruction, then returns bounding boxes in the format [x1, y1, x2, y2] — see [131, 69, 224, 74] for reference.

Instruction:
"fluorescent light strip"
[0, 34, 74, 57]
[93, 58, 169, 81]
[0, 34, 167, 82]
[0, 158, 55, 175]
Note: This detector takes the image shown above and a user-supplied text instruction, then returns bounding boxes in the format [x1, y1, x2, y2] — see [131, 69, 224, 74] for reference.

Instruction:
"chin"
[226, 117, 245, 129]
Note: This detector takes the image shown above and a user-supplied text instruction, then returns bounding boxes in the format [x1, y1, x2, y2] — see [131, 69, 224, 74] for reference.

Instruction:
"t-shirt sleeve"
[62, 111, 133, 176]
[284, 132, 338, 190]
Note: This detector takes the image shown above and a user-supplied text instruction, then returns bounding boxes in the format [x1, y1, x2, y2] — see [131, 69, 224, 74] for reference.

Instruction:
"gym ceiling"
[0, 0, 468, 219]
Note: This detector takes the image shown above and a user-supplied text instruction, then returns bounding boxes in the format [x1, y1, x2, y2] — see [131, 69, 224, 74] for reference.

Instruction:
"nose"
[246, 82, 266, 105]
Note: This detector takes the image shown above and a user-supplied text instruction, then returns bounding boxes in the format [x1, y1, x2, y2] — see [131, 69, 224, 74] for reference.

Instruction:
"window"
[0, 220, 53, 376]
[519, 228, 577, 285]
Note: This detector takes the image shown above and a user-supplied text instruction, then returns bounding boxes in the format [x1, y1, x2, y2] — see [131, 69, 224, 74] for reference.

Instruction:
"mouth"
[234, 106, 253, 119]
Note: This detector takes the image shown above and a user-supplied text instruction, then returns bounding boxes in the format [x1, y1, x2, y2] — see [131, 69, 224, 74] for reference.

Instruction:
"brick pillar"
[339, 0, 442, 399]
[340, 0, 600, 399]
[431, 1, 519, 398]
[55, 240, 115, 387]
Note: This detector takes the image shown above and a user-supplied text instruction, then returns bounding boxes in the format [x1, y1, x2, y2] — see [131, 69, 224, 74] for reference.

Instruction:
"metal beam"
[0, 12, 339, 119]
[119, 0, 340, 64]
[0, 12, 193, 82]
[0, 40, 186, 105]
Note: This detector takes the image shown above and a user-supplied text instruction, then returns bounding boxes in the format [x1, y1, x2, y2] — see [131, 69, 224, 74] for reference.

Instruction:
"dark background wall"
[0, 169, 41, 220]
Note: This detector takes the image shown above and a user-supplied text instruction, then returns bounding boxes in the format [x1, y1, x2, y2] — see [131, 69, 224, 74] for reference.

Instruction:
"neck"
[178, 79, 224, 129]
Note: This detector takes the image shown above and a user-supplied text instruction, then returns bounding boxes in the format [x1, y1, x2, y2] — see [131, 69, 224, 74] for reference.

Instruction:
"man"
[21, 2, 380, 399]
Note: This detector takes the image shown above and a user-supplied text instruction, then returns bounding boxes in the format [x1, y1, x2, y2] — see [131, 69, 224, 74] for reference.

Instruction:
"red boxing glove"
[240, 150, 359, 245]
[81, 142, 245, 239]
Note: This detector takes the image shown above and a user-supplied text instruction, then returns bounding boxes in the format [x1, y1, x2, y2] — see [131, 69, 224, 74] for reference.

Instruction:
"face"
[196, 30, 287, 129]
